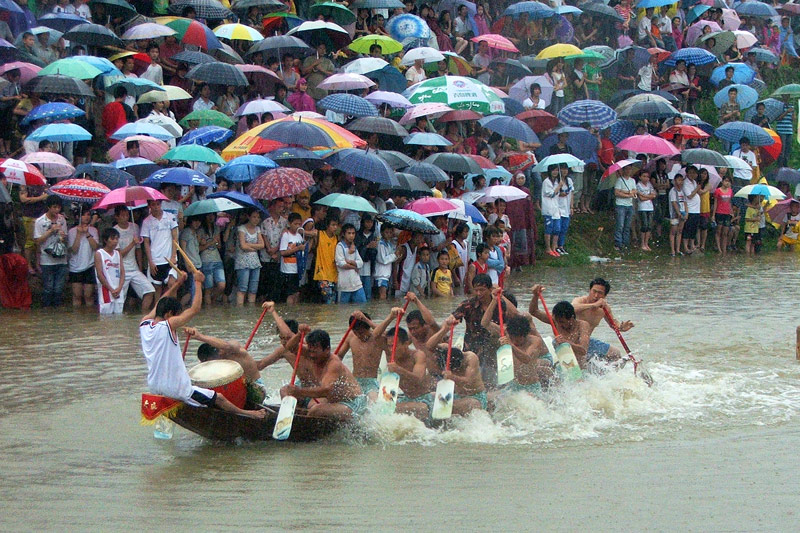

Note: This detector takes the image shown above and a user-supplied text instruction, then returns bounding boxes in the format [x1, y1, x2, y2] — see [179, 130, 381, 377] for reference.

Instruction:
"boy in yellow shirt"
[431, 250, 454, 297]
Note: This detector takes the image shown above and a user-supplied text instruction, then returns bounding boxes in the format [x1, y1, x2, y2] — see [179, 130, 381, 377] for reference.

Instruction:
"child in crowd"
[744, 194, 761, 255]
[409, 246, 431, 297]
[465, 242, 490, 294]
[94, 227, 125, 315]
[279, 212, 305, 305]
[375, 224, 397, 300]
[636, 171, 656, 251]
[355, 213, 379, 301]
[335, 223, 365, 303]
[68, 209, 99, 307]
[541, 165, 563, 257]
[777, 199, 800, 251]
[669, 173, 688, 257]
[483, 226, 506, 286]
[711, 174, 734, 255]
[431, 249, 454, 297]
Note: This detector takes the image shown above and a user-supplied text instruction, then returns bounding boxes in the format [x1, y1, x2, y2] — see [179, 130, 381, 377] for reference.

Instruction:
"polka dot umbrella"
[49, 178, 111, 203]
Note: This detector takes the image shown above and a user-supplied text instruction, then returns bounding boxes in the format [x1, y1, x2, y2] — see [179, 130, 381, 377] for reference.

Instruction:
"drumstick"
[173, 239, 199, 275]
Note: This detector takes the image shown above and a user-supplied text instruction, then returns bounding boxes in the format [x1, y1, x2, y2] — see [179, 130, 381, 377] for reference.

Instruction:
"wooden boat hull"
[171, 403, 343, 443]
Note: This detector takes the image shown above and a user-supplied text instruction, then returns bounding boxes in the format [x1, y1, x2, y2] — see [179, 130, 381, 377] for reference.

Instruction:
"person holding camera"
[33, 195, 68, 307]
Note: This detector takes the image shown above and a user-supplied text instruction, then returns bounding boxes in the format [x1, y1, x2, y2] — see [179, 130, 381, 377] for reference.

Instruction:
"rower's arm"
[265, 303, 293, 340]
[528, 286, 550, 324]
[509, 342, 534, 365]
[284, 327, 308, 356]
[425, 317, 456, 353]
[293, 359, 344, 399]
[190, 330, 234, 352]
[168, 274, 205, 330]
[480, 297, 501, 336]
[373, 307, 400, 341]
[257, 345, 287, 371]
[406, 292, 438, 330]
[141, 271, 187, 322]
[390, 351, 427, 385]
[447, 352, 480, 386]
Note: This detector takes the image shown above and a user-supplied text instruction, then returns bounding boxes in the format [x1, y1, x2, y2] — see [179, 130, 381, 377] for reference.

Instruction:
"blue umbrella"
[479, 115, 540, 143]
[73, 163, 136, 189]
[503, 1, 556, 19]
[207, 190, 266, 213]
[28, 123, 91, 142]
[743, 98, 785, 122]
[663, 47, 718, 67]
[325, 148, 395, 185]
[686, 4, 711, 24]
[404, 161, 449, 184]
[258, 120, 336, 148]
[714, 121, 775, 146]
[636, 0, 678, 7]
[37, 13, 86, 33]
[403, 132, 453, 146]
[73, 55, 122, 76]
[450, 199, 486, 224]
[710, 62, 756, 86]
[105, 77, 165, 97]
[216, 155, 278, 182]
[609, 120, 638, 145]
[746, 47, 780, 65]
[179, 125, 234, 146]
[555, 5, 582, 15]
[110, 122, 175, 141]
[366, 65, 407, 93]
[558, 100, 617, 129]
[19, 102, 85, 126]
[112, 157, 160, 182]
[386, 14, 431, 41]
[501, 97, 525, 117]
[536, 126, 599, 164]
[735, 1, 778, 17]
[318, 93, 378, 117]
[713, 84, 758, 109]
[143, 167, 216, 188]
[378, 208, 438, 234]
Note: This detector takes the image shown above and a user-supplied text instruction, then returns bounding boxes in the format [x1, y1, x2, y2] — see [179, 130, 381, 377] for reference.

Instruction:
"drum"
[189, 360, 247, 408]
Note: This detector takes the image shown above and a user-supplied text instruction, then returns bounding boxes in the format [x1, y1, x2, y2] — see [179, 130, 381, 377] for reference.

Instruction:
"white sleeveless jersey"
[96, 249, 121, 299]
[139, 319, 193, 401]
[399, 242, 416, 293]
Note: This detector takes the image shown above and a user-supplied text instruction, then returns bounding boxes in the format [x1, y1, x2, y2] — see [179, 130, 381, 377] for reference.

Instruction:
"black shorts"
[149, 263, 171, 285]
[715, 214, 732, 227]
[682, 213, 701, 239]
[281, 272, 299, 296]
[190, 387, 217, 407]
[698, 214, 710, 230]
[69, 266, 96, 284]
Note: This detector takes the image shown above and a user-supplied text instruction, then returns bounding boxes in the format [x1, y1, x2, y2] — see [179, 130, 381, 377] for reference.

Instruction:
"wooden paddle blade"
[554, 341, 582, 382]
[374, 372, 400, 414]
[377, 351, 388, 382]
[496, 343, 514, 385]
[272, 395, 298, 440]
[431, 379, 455, 420]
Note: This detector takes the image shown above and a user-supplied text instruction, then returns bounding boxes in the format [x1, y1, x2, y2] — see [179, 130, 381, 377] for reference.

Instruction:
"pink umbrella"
[235, 64, 281, 81]
[721, 9, 741, 31]
[471, 34, 519, 53]
[767, 197, 800, 223]
[93, 186, 167, 210]
[20, 152, 75, 179]
[406, 197, 459, 217]
[0, 158, 46, 186]
[50, 178, 110, 203]
[399, 103, 454, 125]
[317, 73, 375, 91]
[687, 21, 722, 46]
[108, 135, 169, 161]
[477, 185, 529, 203]
[438, 109, 483, 122]
[599, 158, 642, 190]
[365, 91, 413, 109]
[0, 61, 42, 84]
[234, 98, 289, 117]
[616, 134, 681, 156]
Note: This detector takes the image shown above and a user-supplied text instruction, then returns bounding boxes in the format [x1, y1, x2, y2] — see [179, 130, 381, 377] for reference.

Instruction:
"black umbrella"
[491, 58, 532, 80]
[682, 148, 729, 167]
[424, 153, 483, 175]
[616, 100, 680, 121]
[64, 23, 125, 48]
[246, 35, 312, 58]
[171, 50, 217, 66]
[89, 0, 138, 19]
[403, 161, 449, 184]
[232, 0, 284, 12]
[73, 163, 137, 189]
[259, 120, 337, 148]
[37, 13, 87, 33]
[325, 148, 395, 185]
[768, 167, 800, 185]
[582, 2, 624, 21]
[518, 56, 549, 72]
[169, 0, 234, 20]
[0, 38, 16, 62]
[266, 147, 325, 170]
[346, 116, 408, 137]
[501, 97, 525, 117]
[381, 172, 433, 197]
[374, 149, 414, 170]
[25, 74, 95, 98]
[186, 61, 248, 86]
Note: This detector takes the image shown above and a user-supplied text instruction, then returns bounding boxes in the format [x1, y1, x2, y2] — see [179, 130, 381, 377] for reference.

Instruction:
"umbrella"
[72, 163, 136, 190]
[19, 152, 74, 179]
[647, 47, 671, 63]
[376, 150, 414, 170]
[260, 12, 305, 34]
[325, 148, 395, 185]
[38, 58, 102, 79]
[582, 2, 624, 21]
[256, 118, 337, 148]
[308, 1, 356, 26]
[378, 208, 438, 233]
[162, 145, 225, 165]
[492, 59, 532, 81]
[246, 167, 315, 200]
[111, 157, 162, 180]
[599, 159, 642, 190]
[64, 23, 124, 48]
[179, 109, 235, 129]
[349, 35, 403, 56]
[616, 134, 681, 156]
[658, 125, 710, 140]
[386, 13, 430, 42]
[759, 128, 782, 165]
[533, 154, 585, 173]
[106, 77, 165, 97]
[735, 183, 785, 200]
[110, 122, 175, 142]
[616, 100, 680, 120]
[206, 190, 266, 213]
[19, 102, 84, 126]
[713, 84, 758, 109]
[477, 185, 528, 203]
[287, 20, 352, 50]
[722, 155, 752, 173]
[179, 125, 234, 146]
[365, 65, 407, 93]
[186, 62, 248, 86]
[687, 4, 711, 24]
[351, 0, 403, 7]
[714, 122, 774, 146]
[536, 126, 598, 163]
[767, 198, 800, 222]
[686, 21, 722, 46]
[381, 172, 432, 197]
[437, 110, 483, 123]
[615, 92, 675, 112]
[171, 50, 217, 66]
[424, 152, 483, 175]
[405, 76, 504, 115]
[536, 43, 582, 60]
[168, 0, 234, 19]
[735, 1, 778, 17]
[732, 30, 759, 50]
[399, 103, 454, 124]
[69, 56, 121, 77]
[403, 132, 452, 146]
[406, 197, 458, 217]
[401, 46, 445, 66]
[343, 58, 389, 75]
[0, 159, 46, 186]
[767, 168, 800, 186]
[508, 75, 554, 106]
[710, 62, 756, 86]
[446, 198, 486, 223]
[266, 147, 323, 170]
[122, 23, 176, 40]
[135, 117, 183, 140]
[184, 197, 243, 217]
[504, 1, 556, 19]
[49, 178, 110, 203]
[28, 124, 91, 143]
[557, 99, 617, 129]
[608, 120, 638, 145]
[37, 13, 87, 33]
[0, 62, 40, 84]
[403, 162, 449, 184]
[465, 155, 497, 170]
[682, 148, 730, 167]
[235, 99, 289, 117]
[663, 47, 718, 67]
[216, 155, 277, 182]
[213, 23, 264, 42]
[317, 73, 375, 91]
[137, 85, 193, 104]
[347, 116, 408, 138]
[318, 94, 378, 118]
[163, 18, 223, 51]
[772, 84, 800, 98]
[314, 193, 378, 214]
[746, 47, 779, 65]
[93, 186, 167, 210]
[143, 167, 215, 189]
[478, 115, 539, 143]
[25, 74, 94, 98]
[471, 34, 519, 53]
[90, 0, 137, 18]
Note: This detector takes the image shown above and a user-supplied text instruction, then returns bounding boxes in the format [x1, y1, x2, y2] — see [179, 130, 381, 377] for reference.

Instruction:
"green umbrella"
[314, 193, 377, 213]
[349, 34, 403, 55]
[564, 50, 607, 63]
[90, 0, 138, 19]
[163, 145, 226, 165]
[309, 2, 356, 26]
[179, 109, 235, 128]
[772, 84, 800, 98]
[38, 58, 103, 79]
[406, 75, 505, 115]
[184, 197, 242, 216]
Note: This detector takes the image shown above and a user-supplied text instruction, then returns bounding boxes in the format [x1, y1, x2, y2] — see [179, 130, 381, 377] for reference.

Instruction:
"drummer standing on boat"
[139, 271, 265, 420]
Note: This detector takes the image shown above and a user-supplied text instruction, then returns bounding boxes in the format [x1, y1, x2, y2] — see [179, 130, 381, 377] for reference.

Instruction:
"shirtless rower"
[139, 270, 265, 420]
[570, 278, 633, 362]
[256, 301, 299, 372]
[426, 316, 487, 414]
[529, 285, 591, 370]
[338, 308, 400, 400]
[386, 327, 432, 420]
[404, 292, 440, 353]
[281, 326, 367, 420]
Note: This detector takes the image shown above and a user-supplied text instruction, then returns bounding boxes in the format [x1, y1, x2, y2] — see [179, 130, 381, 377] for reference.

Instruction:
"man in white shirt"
[140, 44, 164, 86]
[405, 58, 426, 86]
[658, 6, 675, 50]
[114, 205, 155, 310]
[731, 136, 758, 183]
[681, 165, 702, 254]
[637, 54, 659, 91]
[637, 7, 655, 46]
[140, 199, 178, 300]
[613, 166, 637, 250]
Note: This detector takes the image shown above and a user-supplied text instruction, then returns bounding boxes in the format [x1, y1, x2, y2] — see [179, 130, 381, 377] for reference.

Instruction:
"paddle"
[181, 332, 192, 361]
[244, 306, 270, 350]
[539, 294, 582, 381]
[603, 307, 654, 386]
[431, 321, 457, 420]
[173, 239, 200, 275]
[273, 330, 306, 441]
[495, 289, 514, 386]
[375, 300, 410, 414]
[334, 321, 355, 358]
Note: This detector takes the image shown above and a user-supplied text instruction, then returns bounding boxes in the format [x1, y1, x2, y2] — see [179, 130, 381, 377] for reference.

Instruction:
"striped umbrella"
[558, 100, 617, 129]
[49, 178, 110, 203]
[246, 167, 315, 200]
[714, 121, 775, 146]
[168, 0, 234, 20]
[162, 17, 223, 51]
[743, 98, 785, 123]
[213, 23, 264, 41]
[713, 84, 759, 109]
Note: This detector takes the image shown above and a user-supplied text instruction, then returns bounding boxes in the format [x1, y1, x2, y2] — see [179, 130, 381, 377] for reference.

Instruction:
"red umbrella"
[108, 135, 170, 161]
[0, 158, 46, 186]
[437, 109, 483, 122]
[50, 178, 111, 203]
[648, 47, 671, 63]
[246, 167, 315, 200]
[658, 124, 710, 140]
[93, 185, 167, 210]
[516, 109, 558, 133]
[502, 152, 537, 173]
[466, 154, 497, 169]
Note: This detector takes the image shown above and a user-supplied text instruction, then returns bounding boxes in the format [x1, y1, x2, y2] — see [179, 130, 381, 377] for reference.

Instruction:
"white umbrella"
[343, 57, 388, 75]
[508, 75, 554, 107]
[138, 115, 183, 138]
[723, 154, 753, 171]
[122, 23, 176, 40]
[137, 85, 193, 104]
[401, 46, 445, 66]
[477, 185, 528, 203]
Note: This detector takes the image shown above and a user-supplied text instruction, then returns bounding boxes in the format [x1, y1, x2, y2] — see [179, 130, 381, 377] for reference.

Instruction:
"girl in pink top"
[712, 175, 735, 255]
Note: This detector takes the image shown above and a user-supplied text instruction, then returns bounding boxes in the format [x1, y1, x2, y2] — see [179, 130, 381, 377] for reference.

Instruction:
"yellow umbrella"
[536, 43, 583, 60]
[137, 85, 193, 103]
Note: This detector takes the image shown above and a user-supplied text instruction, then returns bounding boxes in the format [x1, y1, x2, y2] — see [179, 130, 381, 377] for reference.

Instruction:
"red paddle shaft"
[390, 300, 411, 364]
[181, 333, 192, 360]
[244, 307, 269, 350]
[288, 331, 307, 387]
[445, 321, 456, 372]
[497, 291, 506, 337]
[334, 322, 355, 357]
[603, 306, 640, 370]
[539, 294, 560, 337]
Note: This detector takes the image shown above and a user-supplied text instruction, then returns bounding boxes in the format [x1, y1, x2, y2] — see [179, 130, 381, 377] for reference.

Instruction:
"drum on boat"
[189, 360, 247, 408]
